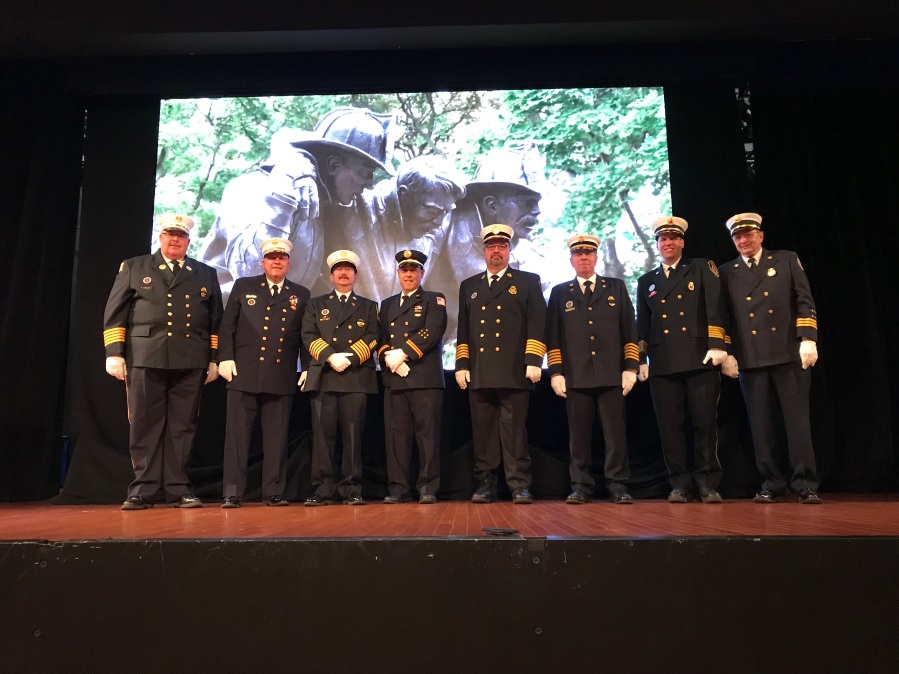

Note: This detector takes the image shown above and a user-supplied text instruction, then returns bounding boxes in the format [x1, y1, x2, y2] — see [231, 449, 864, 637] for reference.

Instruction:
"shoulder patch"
[436, 296, 446, 306]
[708, 260, 719, 277]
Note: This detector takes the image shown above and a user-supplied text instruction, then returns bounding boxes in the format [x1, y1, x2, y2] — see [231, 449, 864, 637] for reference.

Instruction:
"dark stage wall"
[2, 40, 899, 502]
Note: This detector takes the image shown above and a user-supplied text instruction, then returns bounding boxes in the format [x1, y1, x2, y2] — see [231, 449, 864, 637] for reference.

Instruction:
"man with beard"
[455, 224, 546, 504]
[328, 154, 466, 302]
[302, 250, 380, 506]
[197, 107, 393, 300]
[636, 216, 727, 504]
[217, 238, 310, 508]
[377, 250, 448, 504]
[547, 234, 639, 505]
[103, 213, 222, 509]
[719, 212, 822, 504]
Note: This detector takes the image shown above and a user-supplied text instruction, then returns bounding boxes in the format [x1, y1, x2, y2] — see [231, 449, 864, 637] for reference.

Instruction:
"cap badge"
[403, 250, 412, 259]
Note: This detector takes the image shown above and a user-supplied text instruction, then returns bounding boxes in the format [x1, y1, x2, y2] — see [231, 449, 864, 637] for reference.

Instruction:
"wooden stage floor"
[2, 493, 898, 541]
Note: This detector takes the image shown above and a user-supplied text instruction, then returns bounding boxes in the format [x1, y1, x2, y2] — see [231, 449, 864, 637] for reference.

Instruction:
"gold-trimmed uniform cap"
[395, 249, 427, 269]
[567, 234, 600, 253]
[479, 224, 514, 244]
[726, 212, 763, 236]
[326, 249, 361, 272]
[652, 216, 688, 238]
[260, 237, 293, 256]
[159, 213, 195, 234]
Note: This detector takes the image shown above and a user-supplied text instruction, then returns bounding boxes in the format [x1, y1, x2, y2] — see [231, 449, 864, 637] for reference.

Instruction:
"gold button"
[495, 347, 500, 351]
[261, 347, 266, 351]
[167, 302, 172, 307]
[167, 312, 173, 316]
[265, 317, 269, 321]
[752, 330, 757, 335]
[479, 347, 484, 352]
[404, 321, 409, 326]
[480, 333, 484, 338]
[283, 308, 287, 313]
[404, 333, 408, 337]
[768, 309, 773, 314]
[588, 307, 593, 311]
[185, 304, 189, 308]
[771, 327, 777, 332]
[590, 336, 595, 340]
[682, 327, 687, 332]
[496, 305, 501, 310]
[276, 359, 281, 363]
[277, 349, 282, 353]
[480, 320, 484, 324]
[588, 321, 593, 325]
[662, 314, 667, 319]
[349, 339, 353, 344]
[282, 318, 286, 322]
[279, 338, 284, 342]
[390, 334, 395, 338]
[260, 357, 265, 361]
[495, 333, 500, 337]
[746, 296, 751, 301]
[262, 337, 267, 341]
[167, 321, 172, 326]
[266, 307, 271, 311]
[281, 328, 285, 332]
[677, 294, 682, 299]
[185, 334, 190, 338]
[264, 326, 268, 331]
[749, 313, 755, 318]
[661, 299, 666, 304]
[496, 319, 501, 323]
[591, 351, 596, 356]
[186, 314, 191, 318]
[167, 332, 172, 336]
[167, 294, 172, 298]
[185, 295, 189, 299]
[679, 312, 684, 316]
[185, 323, 190, 328]
[391, 322, 395, 327]
[764, 292, 769, 296]
[481, 306, 486, 311]
[664, 329, 669, 334]
[333, 338, 337, 341]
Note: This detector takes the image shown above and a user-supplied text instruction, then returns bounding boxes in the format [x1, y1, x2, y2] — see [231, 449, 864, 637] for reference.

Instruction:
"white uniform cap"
[327, 249, 361, 271]
[726, 212, 763, 235]
[567, 234, 600, 252]
[259, 238, 293, 256]
[479, 224, 514, 244]
[652, 216, 688, 237]
[159, 213, 195, 234]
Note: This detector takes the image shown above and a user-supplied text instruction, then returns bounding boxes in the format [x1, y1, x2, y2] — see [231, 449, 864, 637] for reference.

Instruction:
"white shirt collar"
[577, 273, 597, 291]
[487, 267, 508, 280]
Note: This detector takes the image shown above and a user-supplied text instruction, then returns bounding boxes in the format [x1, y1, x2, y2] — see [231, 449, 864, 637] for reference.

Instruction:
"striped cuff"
[796, 317, 818, 329]
[707, 325, 725, 339]
[209, 334, 219, 350]
[623, 343, 640, 361]
[350, 340, 373, 362]
[406, 340, 423, 358]
[547, 348, 562, 366]
[309, 338, 329, 360]
[103, 327, 126, 346]
[525, 339, 546, 358]
[456, 343, 470, 360]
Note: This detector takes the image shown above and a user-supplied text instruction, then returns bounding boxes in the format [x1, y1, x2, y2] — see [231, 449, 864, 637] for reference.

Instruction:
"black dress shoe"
[667, 488, 690, 503]
[471, 476, 497, 504]
[383, 494, 411, 504]
[753, 490, 780, 503]
[221, 496, 241, 508]
[121, 496, 153, 510]
[798, 489, 823, 504]
[174, 495, 202, 508]
[611, 491, 634, 505]
[304, 494, 330, 507]
[263, 495, 288, 506]
[512, 488, 533, 504]
[700, 488, 723, 504]
[566, 489, 589, 505]
[418, 494, 437, 505]
[344, 492, 365, 506]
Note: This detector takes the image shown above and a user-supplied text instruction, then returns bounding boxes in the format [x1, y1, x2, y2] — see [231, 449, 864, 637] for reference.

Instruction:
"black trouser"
[566, 386, 629, 494]
[469, 388, 531, 490]
[126, 367, 204, 500]
[740, 362, 818, 494]
[384, 388, 443, 497]
[222, 390, 292, 499]
[649, 368, 722, 492]
[309, 391, 367, 498]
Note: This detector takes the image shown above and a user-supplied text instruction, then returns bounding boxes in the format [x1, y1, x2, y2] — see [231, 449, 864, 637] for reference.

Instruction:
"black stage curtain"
[748, 43, 899, 490]
[0, 64, 84, 501]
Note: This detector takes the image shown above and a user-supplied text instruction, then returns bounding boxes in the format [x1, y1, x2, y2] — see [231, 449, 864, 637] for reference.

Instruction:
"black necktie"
[271, 284, 279, 297]
[490, 274, 499, 287]
[583, 280, 593, 298]
[339, 295, 346, 304]
[400, 295, 408, 306]
[171, 260, 181, 277]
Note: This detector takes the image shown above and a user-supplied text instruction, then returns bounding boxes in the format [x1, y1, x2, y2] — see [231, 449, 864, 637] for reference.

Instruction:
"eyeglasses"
[485, 243, 510, 251]
[161, 230, 189, 239]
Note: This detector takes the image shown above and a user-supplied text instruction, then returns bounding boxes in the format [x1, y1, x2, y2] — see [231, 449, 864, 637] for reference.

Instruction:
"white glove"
[622, 370, 637, 396]
[384, 348, 407, 372]
[638, 363, 649, 382]
[550, 374, 567, 398]
[396, 362, 411, 377]
[455, 369, 470, 390]
[721, 355, 740, 379]
[703, 349, 728, 367]
[105, 356, 126, 380]
[799, 340, 818, 369]
[204, 362, 219, 384]
[526, 365, 542, 383]
[298, 371, 307, 390]
[328, 353, 352, 372]
[219, 360, 236, 382]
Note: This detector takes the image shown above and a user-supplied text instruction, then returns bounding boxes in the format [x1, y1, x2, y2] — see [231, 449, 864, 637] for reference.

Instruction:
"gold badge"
[403, 250, 412, 259]
[608, 295, 616, 307]
[509, 286, 517, 295]
[158, 264, 167, 270]
[688, 281, 695, 291]
[708, 260, 719, 277]
[357, 319, 365, 327]
[289, 295, 298, 310]
[200, 287, 208, 297]
[767, 268, 776, 277]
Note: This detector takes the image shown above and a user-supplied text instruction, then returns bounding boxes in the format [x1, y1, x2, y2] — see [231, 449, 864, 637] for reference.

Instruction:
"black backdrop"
[2, 40, 898, 502]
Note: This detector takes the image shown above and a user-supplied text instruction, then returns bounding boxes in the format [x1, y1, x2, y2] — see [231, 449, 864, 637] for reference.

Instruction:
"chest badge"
[607, 295, 616, 307]
[158, 264, 167, 270]
[648, 284, 656, 292]
[200, 287, 208, 298]
[767, 268, 777, 277]
[321, 308, 330, 316]
[357, 319, 366, 327]
[508, 286, 517, 295]
[248, 299, 256, 306]
[471, 292, 478, 299]
[289, 295, 298, 310]
[142, 276, 152, 284]
[688, 281, 695, 291]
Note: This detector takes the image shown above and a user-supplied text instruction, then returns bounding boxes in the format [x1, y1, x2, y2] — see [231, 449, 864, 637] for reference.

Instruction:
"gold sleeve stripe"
[350, 341, 371, 361]
[103, 328, 127, 346]
[707, 326, 726, 339]
[406, 340, 423, 358]
[210, 335, 219, 349]
[639, 340, 649, 354]
[796, 318, 818, 329]
[547, 348, 563, 366]
[309, 338, 329, 360]
[624, 344, 640, 360]
[724, 335, 732, 345]
[525, 339, 547, 357]
[368, 339, 378, 350]
[377, 345, 390, 357]
[456, 344, 470, 360]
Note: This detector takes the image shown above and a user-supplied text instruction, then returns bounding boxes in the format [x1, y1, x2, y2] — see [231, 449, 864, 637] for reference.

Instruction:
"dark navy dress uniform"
[103, 250, 223, 501]
[720, 248, 819, 494]
[636, 258, 727, 493]
[546, 275, 640, 496]
[455, 267, 546, 490]
[302, 290, 379, 500]
[377, 286, 447, 499]
[218, 275, 310, 500]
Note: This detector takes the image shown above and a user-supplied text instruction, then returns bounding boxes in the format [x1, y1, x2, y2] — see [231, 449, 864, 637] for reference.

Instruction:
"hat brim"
[730, 224, 761, 236]
[291, 139, 390, 174]
[654, 226, 685, 238]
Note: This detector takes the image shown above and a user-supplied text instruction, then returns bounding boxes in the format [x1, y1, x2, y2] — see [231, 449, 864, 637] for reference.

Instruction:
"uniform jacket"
[377, 286, 447, 390]
[103, 251, 223, 369]
[218, 275, 310, 395]
[455, 268, 546, 390]
[302, 290, 379, 394]
[720, 249, 817, 369]
[636, 258, 728, 376]
[546, 276, 640, 387]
